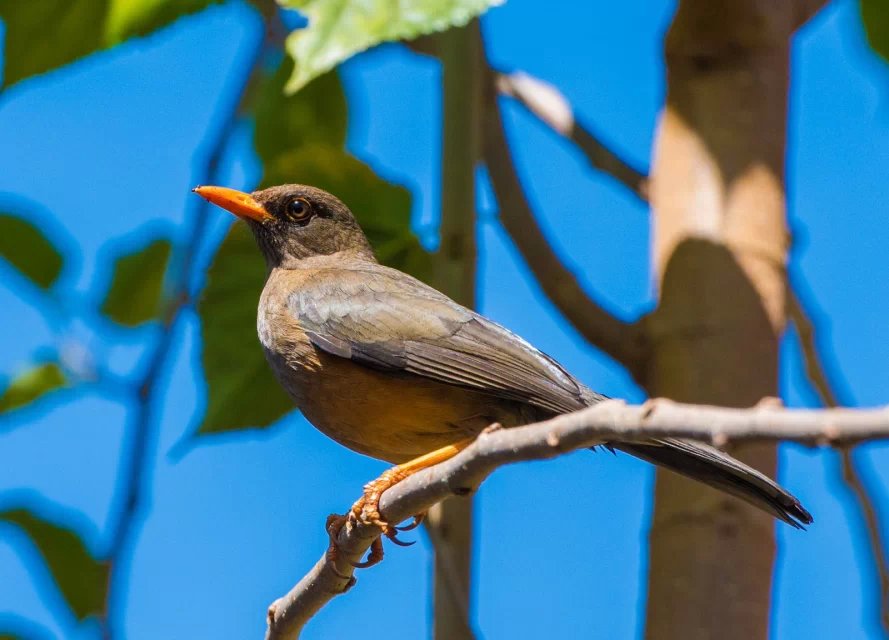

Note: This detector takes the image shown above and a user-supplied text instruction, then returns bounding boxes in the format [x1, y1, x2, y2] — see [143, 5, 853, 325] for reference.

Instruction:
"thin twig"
[787, 289, 841, 407]
[482, 74, 649, 380]
[495, 70, 649, 202]
[839, 448, 889, 635]
[265, 398, 889, 639]
[788, 285, 889, 636]
[100, 33, 268, 639]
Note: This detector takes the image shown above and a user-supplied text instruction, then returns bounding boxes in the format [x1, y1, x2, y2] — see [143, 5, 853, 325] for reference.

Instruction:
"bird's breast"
[256, 275, 538, 463]
[257, 281, 320, 396]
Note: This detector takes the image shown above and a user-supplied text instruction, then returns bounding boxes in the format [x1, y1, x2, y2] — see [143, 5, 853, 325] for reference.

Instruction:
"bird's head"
[193, 184, 375, 269]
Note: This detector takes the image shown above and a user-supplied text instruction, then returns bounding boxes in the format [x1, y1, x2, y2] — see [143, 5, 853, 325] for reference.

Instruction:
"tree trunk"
[426, 19, 482, 640]
[643, 2, 797, 638]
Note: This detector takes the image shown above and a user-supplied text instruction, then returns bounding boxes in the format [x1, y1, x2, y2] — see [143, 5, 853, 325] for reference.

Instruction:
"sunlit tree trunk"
[643, 2, 800, 638]
[426, 19, 483, 640]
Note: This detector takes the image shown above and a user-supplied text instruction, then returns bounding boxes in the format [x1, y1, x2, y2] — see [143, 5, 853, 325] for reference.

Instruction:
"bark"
[426, 19, 483, 640]
[643, 2, 797, 638]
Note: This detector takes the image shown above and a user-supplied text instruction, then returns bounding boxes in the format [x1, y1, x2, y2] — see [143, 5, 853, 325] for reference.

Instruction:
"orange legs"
[326, 437, 475, 572]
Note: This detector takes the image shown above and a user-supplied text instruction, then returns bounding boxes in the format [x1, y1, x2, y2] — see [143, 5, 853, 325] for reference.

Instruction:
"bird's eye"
[286, 198, 313, 223]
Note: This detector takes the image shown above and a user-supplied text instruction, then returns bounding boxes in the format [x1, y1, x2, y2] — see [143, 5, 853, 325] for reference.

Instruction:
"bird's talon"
[351, 537, 385, 569]
[395, 512, 426, 532]
[385, 528, 416, 547]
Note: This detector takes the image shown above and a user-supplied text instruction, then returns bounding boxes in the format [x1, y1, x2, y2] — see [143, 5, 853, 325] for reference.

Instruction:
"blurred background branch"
[495, 70, 649, 202]
[788, 281, 889, 636]
[100, 30, 268, 639]
[482, 72, 649, 382]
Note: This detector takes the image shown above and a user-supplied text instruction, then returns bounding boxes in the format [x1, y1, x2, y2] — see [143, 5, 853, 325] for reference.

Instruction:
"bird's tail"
[615, 438, 813, 528]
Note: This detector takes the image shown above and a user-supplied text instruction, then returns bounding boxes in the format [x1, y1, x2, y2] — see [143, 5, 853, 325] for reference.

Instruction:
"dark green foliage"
[0, 0, 107, 88]
[0, 0, 222, 88]
[100, 238, 172, 327]
[0, 214, 64, 290]
[861, 0, 889, 63]
[0, 505, 108, 621]
[0, 363, 67, 414]
[196, 222, 294, 434]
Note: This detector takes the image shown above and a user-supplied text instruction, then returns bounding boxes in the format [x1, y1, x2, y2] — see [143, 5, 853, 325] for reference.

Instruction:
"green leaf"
[280, 0, 503, 92]
[253, 58, 348, 163]
[0, 214, 65, 290]
[103, 0, 221, 45]
[862, 0, 889, 63]
[100, 237, 172, 327]
[197, 223, 294, 434]
[0, 504, 108, 621]
[0, 363, 67, 414]
[0, 0, 107, 88]
[0, 0, 222, 88]
[264, 144, 432, 280]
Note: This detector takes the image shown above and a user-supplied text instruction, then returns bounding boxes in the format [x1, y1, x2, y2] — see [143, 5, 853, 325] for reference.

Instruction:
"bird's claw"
[385, 528, 416, 547]
[351, 536, 385, 568]
[348, 466, 413, 532]
[394, 512, 426, 532]
[324, 469, 424, 575]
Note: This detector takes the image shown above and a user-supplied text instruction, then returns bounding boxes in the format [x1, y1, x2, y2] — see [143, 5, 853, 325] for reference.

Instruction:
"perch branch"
[495, 70, 648, 202]
[265, 398, 889, 639]
[788, 285, 889, 635]
[482, 78, 649, 380]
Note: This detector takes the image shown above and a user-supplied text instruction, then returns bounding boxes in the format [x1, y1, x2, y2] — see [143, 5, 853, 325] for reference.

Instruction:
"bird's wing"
[289, 266, 815, 528]
[289, 265, 594, 415]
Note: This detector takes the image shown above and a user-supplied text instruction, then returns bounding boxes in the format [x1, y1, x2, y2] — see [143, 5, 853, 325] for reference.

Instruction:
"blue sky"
[1, 0, 888, 638]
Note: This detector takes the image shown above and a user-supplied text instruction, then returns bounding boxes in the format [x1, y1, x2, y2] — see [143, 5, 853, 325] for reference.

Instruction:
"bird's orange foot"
[327, 439, 475, 572]
[326, 511, 389, 571]
[349, 466, 414, 532]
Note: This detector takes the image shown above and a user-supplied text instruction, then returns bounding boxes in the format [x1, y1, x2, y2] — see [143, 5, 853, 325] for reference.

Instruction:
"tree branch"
[839, 448, 889, 635]
[265, 398, 889, 639]
[495, 70, 649, 202]
[787, 288, 842, 407]
[100, 29, 268, 640]
[482, 76, 649, 380]
[788, 284, 889, 635]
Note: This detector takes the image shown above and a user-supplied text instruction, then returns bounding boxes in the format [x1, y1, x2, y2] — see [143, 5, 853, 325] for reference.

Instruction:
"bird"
[193, 183, 812, 561]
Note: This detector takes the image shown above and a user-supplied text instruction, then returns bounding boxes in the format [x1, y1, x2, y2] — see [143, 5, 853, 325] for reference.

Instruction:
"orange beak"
[192, 185, 272, 222]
